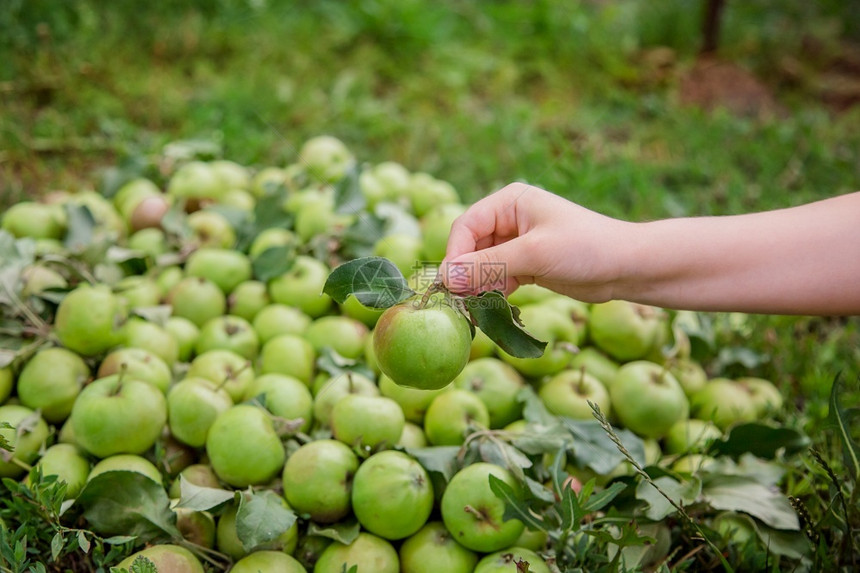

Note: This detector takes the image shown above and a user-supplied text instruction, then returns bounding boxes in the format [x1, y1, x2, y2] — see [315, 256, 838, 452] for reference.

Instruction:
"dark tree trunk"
[701, 0, 726, 55]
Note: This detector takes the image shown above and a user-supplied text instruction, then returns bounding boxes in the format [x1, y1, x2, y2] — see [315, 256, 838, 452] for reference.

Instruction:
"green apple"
[513, 526, 549, 553]
[351, 450, 433, 539]
[332, 394, 405, 450]
[185, 247, 252, 294]
[168, 276, 227, 327]
[539, 368, 610, 421]
[168, 377, 234, 448]
[206, 404, 285, 487]
[258, 334, 316, 386]
[408, 172, 459, 217]
[253, 304, 312, 344]
[248, 227, 298, 259]
[187, 349, 255, 405]
[690, 378, 759, 430]
[121, 317, 180, 366]
[251, 166, 290, 198]
[420, 203, 467, 262]
[0, 405, 49, 478]
[362, 161, 411, 207]
[221, 189, 256, 211]
[70, 375, 167, 458]
[737, 377, 783, 417]
[607, 522, 671, 571]
[116, 544, 204, 573]
[210, 159, 251, 191]
[568, 347, 620, 388]
[114, 178, 160, 214]
[169, 463, 220, 498]
[668, 358, 708, 398]
[609, 361, 688, 439]
[31, 443, 90, 498]
[128, 228, 169, 258]
[165, 316, 200, 362]
[664, 418, 722, 454]
[115, 275, 162, 309]
[499, 304, 579, 378]
[589, 301, 663, 362]
[672, 453, 717, 475]
[231, 551, 306, 573]
[399, 422, 428, 448]
[17, 347, 90, 423]
[0, 367, 12, 404]
[294, 192, 350, 242]
[98, 347, 171, 394]
[507, 284, 557, 307]
[55, 284, 126, 356]
[228, 280, 270, 321]
[167, 161, 225, 202]
[373, 298, 471, 390]
[312, 372, 378, 428]
[339, 295, 385, 328]
[453, 358, 525, 428]
[128, 194, 170, 232]
[187, 209, 236, 249]
[542, 296, 589, 345]
[474, 547, 551, 573]
[373, 233, 423, 277]
[314, 532, 398, 573]
[304, 315, 368, 360]
[469, 327, 496, 360]
[268, 255, 333, 317]
[282, 439, 359, 523]
[378, 373, 444, 424]
[175, 507, 216, 548]
[441, 463, 525, 552]
[424, 389, 490, 446]
[154, 265, 184, 297]
[399, 521, 478, 573]
[216, 498, 299, 560]
[712, 511, 758, 547]
[195, 315, 260, 360]
[20, 264, 67, 297]
[298, 135, 355, 183]
[243, 373, 314, 433]
[1, 201, 65, 239]
[88, 454, 163, 484]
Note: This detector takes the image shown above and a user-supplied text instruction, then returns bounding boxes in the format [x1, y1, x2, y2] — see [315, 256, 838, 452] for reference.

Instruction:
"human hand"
[441, 183, 634, 302]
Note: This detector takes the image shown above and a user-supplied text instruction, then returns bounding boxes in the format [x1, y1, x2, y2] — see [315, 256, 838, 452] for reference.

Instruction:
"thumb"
[440, 239, 532, 295]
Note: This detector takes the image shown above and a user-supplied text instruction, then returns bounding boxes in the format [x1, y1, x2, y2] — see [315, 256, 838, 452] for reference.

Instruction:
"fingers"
[440, 236, 533, 295]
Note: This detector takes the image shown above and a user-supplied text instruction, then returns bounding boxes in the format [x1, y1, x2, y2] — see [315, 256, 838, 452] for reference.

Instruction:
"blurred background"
[2, 0, 859, 219]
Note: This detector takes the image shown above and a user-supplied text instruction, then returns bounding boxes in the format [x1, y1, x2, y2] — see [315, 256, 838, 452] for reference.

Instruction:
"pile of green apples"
[0, 136, 785, 572]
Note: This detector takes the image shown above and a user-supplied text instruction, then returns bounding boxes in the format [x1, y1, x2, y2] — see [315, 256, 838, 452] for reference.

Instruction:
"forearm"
[613, 192, 860, 315]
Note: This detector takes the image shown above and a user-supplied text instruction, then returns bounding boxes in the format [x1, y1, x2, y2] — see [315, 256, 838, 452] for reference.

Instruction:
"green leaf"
[488, 474, 545, 532]
[517, 386, 562, 428]
[476, 439, 533, 480]
[323, 256, 414, 308]
[254, 185, 293, 231]
[635, 475, 700, 520]
[562, 418, 646, 475]
[159, 202, 192, 240]
[51, 531, 63, 561]
[752, 519, 812, 559]
[709, 423, 810, 459]
[339, 213, 386, 260]
[582, 481, 628, 513]
[462, 291, 546, 359]
[406, 446, 461, 482]
[333, 164, 365, 214]
[76, 471, 182, 542]
[237, 490, 297, 550]
[63, 203, 98, 252]
[253, 245, 297, 283]
[559, 476, 583, 531]
[316, 347, 376, 381]
[701, 475, 800, 530]
[307, 519, 361, 545]
[129, 555, 159, 573]
[828, 374, 860, 481]
[77, 530, 91, 554]
[174, 475, 235, 512]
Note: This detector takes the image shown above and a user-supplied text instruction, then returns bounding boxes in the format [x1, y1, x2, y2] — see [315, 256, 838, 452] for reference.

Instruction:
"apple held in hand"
[373, 298, 472, 390]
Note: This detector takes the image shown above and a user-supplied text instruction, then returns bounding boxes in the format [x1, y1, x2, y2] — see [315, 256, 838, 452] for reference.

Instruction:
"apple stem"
[463, 505, 486, 521]
[112, 363, 128, 395]
[417, 279, 445, 309]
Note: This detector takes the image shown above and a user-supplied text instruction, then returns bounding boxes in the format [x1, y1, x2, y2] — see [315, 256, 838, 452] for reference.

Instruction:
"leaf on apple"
[174, 475, 235, 512]
[253, 245, 297, 283]
[708, 423, 810, 460]
[307, 519, 361, 545]
[405, 446, 461, 483]
[487, 474, 545, 531]
[700, 474, 800, 530]
[253, 186, 293, 234]
[75, 471, 182, 543]
[561, 418, 646, 476]
[333, 164, 365, 215]
[236, 489, 297, 550]
[462, 291, 546, 359]
[323, 256, 415, 309]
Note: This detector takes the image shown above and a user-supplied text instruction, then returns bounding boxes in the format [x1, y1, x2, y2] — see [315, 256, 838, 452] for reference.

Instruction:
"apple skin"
[167, 161, 225, 202]
[314, 532, 398, 573]
[312, 372, 379, 428]
[116, 544, 204, 573]
[195, 315, 260, 360]
[0, 406, 49, 478]
[31, 443, 90, 499]
[420, 203, 467, 262]
[216, 498, 299, 560]
[174, 507, 216, 549]
[249, 227, 298, 259]
[588, 300, 663, 362]
[169, 463, 220, 498]
[690, 378, 760, 431]
[282, 439, 359, 523]
[669, 358, 708, 398]
[121, 317, 180, 366]
[231, 551, 306, 573]
[253, 304, 312, 344]
[408, 172, 459, 217]
[98, 347, 171, 394]
[2, 201, 66, 240]
[453, 358, 525, 428]
[664, 418, 722, 455]
[338, 295, 385, 328]
[251, 166, 291, 198]
[568, 347, 620, 389]
[373, 299, 472, 390]
[129, 195, 170, 232]
[737, 377, 783, 417]
[88, 454, 163, 484]
[259, 334, 316, 387]
[474, 547, 551, 573]
[609, 360, 689, 439]
[373, 233, 423, 277]
[399, 422, 428, 448]
[168, 377, 234, 448]
[0, 367, 12, 404]
[399, 521, 478, 573]
[469, 327, 497, 360]
[168, 276, 227, 328]
[331, 395, 405, 450]
[115, 275, 162, 309]
[243, 373, 314, 433]
[268, 255, 333, 318]
[206, 405, 286, 487]
[70, 376, 167, 458]
[298, 135, 355, 183]
[55, 284, 126, 356]
[712, 511, 758, 547]
[424, 389, 490, 446]
[351, 450, 434, 540]
[187, 209, 236, 249]
[185, 247, 252, 294]
[187, 349, 255, 403]
[441, 462, 525, 552]
[228, 280, 270, 321]
[128, 228, 169, 258]
[20, 264, 67, 297]
[539, 367, 611, 421]
[304, 315, 369, 360]
[165, 316, 200, 363]
[17, 347, 90, 423]
[378, 373, 444, 424]
[210, 159, 251, 191]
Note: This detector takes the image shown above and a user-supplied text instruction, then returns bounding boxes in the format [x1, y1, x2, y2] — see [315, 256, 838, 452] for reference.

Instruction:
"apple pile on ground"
[0, 136, 813, 572]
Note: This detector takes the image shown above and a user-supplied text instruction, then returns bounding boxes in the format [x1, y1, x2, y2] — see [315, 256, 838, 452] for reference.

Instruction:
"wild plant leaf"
[582, 481, 628, 513]
[701, 475, 800, 530]
[307, 519, 361, 545]
[752, 520, 812, 559]
[51, 531, 63, 561]
[339, 213, 386, 260]
[237, 489, 297, 550]
[76, 471, 181, 542]
[98, 154, 154, 199]
[63, 203, 97, 252]
[406, 446, 461, 482]
[128, 555, 159, 573]
[333, 164, 365, 215]
[316, 347, 376, 380]
[159, 202, 191, 240]
[523, 475, 555, 503]
[0, 422, 14, 453]
[477, 439, 532, 480]
[174, 475, 235, 512]
[488, 474, 545, 532]
[253, 185, 293, 232]
[828, 374, 860, 481]
[77, 530, 90, 554]
[635, 475, 699, 521]
[562, 418, 646, 475]
[462, 291, 546, 358]
[323, 256, 414, 308]
[709, 423, 810, 459]
[559, 477, 583, 531]
[517, 386, 562, 429]
[253, 245, 297, 283]
[374, 202, 422, 239]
